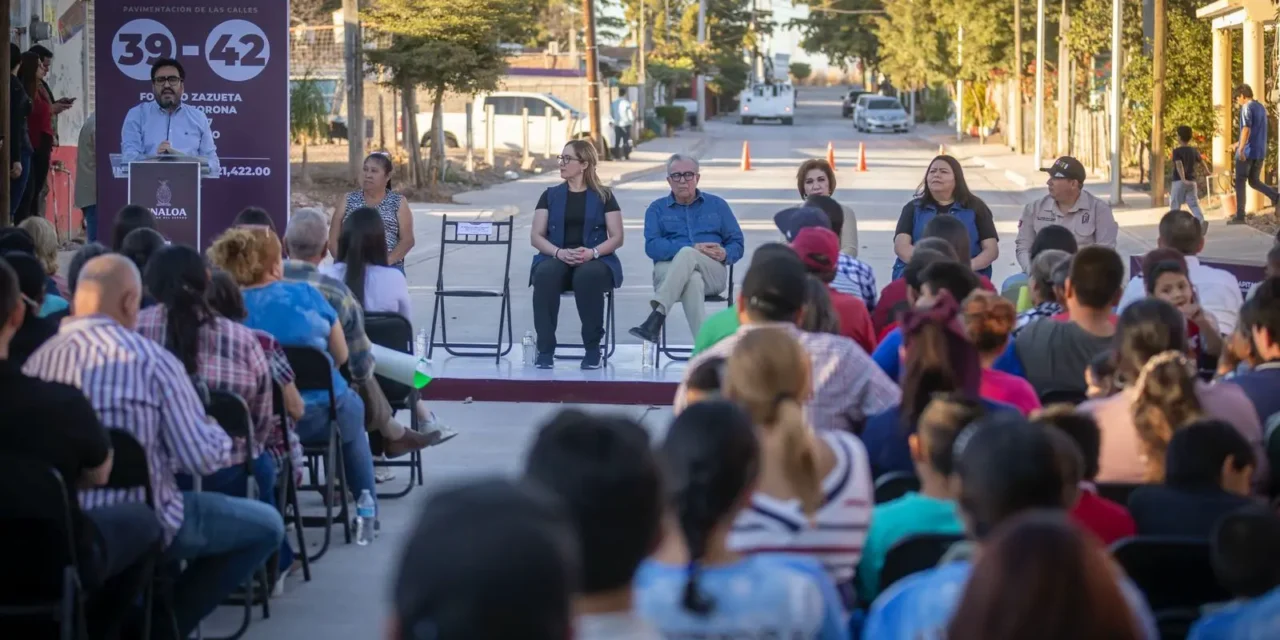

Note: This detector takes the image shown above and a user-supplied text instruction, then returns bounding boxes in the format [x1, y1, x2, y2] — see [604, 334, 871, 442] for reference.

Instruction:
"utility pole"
[956, 26, 964, 142]
[1034, 0, 1046, 166]
[1, 5, 10, 227]
[1149, 0, 1166, 207]
[583, 0, 603, 155]
[1109, 0, 1124, 204]
[343, 0, 366, 181]
[637, 5, 646, 141]
[1013, 0, 1024, 154]
[696, 0, 706, 130]
[1057, 0, 1070, 157]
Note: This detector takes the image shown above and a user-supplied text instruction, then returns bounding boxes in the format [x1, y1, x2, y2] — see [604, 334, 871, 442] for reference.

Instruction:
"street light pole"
[637, 5, 646, 142]
[1034, 0, 1045, 167]
[1109, 0, 1124, 204]
[1013, 0, 1024, 154]
[957, 26, 964, 143]
[696, 0, 706, 130]
[583, 0, 603, 155]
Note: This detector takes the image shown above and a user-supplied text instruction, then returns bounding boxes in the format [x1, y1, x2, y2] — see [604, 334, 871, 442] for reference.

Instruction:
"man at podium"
[120, 57, 219, 174]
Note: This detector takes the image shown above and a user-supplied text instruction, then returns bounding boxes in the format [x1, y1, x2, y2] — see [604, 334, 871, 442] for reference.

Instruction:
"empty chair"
[427, 216, 515, 363]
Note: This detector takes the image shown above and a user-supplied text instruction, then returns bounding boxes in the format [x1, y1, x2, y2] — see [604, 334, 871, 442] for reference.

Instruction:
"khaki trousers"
[652, 246, 728, 335]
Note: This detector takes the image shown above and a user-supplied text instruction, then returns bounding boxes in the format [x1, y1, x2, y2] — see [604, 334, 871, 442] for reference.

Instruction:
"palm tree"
[291, 76, 330, 186]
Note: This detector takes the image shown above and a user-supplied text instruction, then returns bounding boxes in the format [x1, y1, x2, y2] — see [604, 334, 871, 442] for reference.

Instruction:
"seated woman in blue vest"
[530, 140, 624, 370]
[891, 155, 999, 280]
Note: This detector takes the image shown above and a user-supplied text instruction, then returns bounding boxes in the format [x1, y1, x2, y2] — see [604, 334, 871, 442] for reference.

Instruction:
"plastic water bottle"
[641, 340, 653, 371]
[355, 490, 376, 546]
[522, 331, 536, 365]
[414, 329, 428, 359]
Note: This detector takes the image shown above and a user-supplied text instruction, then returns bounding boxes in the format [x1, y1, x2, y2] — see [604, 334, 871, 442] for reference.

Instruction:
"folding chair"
[205, 391, 271, 638]
[1111, 537, 1230, 611]
[1038, 389, 1088, 406]
[284, 346, 352, 563]
[553, 290, 617, 362]
[364, 312, 425, 499]
[1096, 482, 1143, 507]
[1265, 413, 1280, 498]
[427, 215, 515, 364]
[658, 263, 735, 364]
[873, 471, 921, 504]
[875, 533, 965, 602]
[271, 382, 310, 582]
[102, 430, 162, 640]
[0, 455, 87, 640]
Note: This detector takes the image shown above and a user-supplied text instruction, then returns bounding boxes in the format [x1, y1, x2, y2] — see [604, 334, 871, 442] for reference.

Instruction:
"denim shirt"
[891, 199, 988, 279]
[643, 190, 745, 264]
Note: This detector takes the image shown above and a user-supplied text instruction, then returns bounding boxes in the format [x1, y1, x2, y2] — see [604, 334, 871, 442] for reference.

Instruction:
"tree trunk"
[402, 79, 423, 189]
[301, 140, 312, 187]
[427, 88, 446, 193]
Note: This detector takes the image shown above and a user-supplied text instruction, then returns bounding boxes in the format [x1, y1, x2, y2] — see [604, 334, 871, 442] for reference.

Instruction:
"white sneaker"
[374, 455, 396, 483]
[424, 412, 459, 447]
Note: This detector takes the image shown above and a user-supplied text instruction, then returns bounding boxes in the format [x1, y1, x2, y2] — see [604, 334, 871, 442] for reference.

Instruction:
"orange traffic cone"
[741, 141, 752, 171]
[856, 142, 868, 172]
[826, 141, 836, 170]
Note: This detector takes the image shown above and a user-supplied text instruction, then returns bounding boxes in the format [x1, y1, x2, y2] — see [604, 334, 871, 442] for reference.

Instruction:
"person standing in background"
[1014, 156, 1118, 272]
[1171, 125, 1208, 229]
[612, 95, 634, 160]
[1232, 84, 1279, 224]
[9, 44, 32, 220]
[29, 45, 66, 220]
[16, 50, 70, 222]
[75, 112, 96, 242]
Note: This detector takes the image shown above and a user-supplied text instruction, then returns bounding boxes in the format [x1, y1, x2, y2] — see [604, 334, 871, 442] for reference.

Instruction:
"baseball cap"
[740, 248, 807, 319]
[790, 226, 839, 275]
[393, 478, 580, 640]
[1042, 156, 1086, 183]
[773, 206, 831, 241]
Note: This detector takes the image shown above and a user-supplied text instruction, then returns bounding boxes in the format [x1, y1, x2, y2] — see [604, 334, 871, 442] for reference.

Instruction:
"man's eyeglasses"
[556, 155, 581, 165]
[668, 171, 697, 182]
[153, 75, 182, 86]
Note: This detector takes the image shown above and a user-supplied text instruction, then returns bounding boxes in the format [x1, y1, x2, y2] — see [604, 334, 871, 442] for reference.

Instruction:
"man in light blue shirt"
[630, 154, 744, 342]
[121, 57, 219, 175]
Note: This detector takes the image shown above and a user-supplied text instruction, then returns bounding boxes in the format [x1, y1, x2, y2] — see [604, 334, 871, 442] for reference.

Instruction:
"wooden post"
[582, 0, 603, 155]
[637, 5, 646, 142]
[484, 103, 496, 168]
[521, 106, 531, 166]
[1212, 29, 1231, 179]
[1057, 0, 1070, 157]
[343, 0, 366, 178]
[544, 106, 554, 159]
[377, 91, 386, 150]
[1013, 0, 1024, 154]
[1149, 0, 1166, 207]
[465, 102, 475, 174]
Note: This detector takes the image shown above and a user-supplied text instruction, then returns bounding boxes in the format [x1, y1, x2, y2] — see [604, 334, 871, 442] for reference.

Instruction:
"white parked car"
[415, 91, 620, 158]
[854, 95, 911, 133]
[739, 82, 795, 125]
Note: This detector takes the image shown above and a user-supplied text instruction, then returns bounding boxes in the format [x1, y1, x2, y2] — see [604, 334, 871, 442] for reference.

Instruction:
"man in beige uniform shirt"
[1015, 156, 1119, 272]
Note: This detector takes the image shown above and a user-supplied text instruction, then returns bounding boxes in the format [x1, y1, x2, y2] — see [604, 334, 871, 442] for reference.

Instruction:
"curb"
[605, 134, 711, 187]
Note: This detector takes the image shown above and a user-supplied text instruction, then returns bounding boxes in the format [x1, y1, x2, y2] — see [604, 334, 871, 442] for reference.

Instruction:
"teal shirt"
[855, 492, 963, 602]
[692, 305, 740, 355]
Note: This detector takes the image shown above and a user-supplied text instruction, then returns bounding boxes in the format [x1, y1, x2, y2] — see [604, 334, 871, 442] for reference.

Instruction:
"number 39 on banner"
[112, 17, 271, 83]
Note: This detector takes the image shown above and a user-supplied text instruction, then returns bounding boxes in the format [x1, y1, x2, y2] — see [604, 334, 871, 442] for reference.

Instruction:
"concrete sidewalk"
[917, 124, 1276, 265]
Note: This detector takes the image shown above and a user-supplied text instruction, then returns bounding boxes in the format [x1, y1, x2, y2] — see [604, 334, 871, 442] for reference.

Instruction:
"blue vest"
[891, 198, 991, 279]
[529, 183, 624, 287]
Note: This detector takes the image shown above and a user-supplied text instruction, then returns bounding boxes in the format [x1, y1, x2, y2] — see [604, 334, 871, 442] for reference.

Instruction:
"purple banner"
[1129, 255, 1266, 298]
[95, 1, 289, 249]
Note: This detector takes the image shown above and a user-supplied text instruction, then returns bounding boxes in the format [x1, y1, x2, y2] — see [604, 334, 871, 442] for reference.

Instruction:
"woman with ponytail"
[723, 329, 874, 598]
[1085, 298, 1265, 486]
[635, 401, 849, 639]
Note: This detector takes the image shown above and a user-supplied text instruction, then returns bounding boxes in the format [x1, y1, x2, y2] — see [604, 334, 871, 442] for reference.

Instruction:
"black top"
[1128, 485, 1257, 539]
[1172, 146, 1202, 181]
[894, 198, 998, 242]
[537, 188, 620, 250]
[0, 359, 110, 555]
[9, 312, 58, 367]
[8, 76, 31, 162]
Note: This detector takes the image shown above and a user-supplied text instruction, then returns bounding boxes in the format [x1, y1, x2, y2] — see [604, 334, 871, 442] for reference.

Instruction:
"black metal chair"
[1111, 537, 1231, 612]
[284, 346, 352, 563]
[204, 391, 271, 637]
[1096, 482, 1143, 507]
[1038, 389, 1089, 406]
[271, 382, 311, 582]
[553, 290, 617, 363]
[1155, 607, 1202, 640]
[0, 454, 87, 640]
[364, 312, 425, 499]
[658, 263, 736, 364]
[875, 532, 965, 601]
[1265, 413, 1280, 498]
[102, 429, 161, 640]
[427, 215, 515, 364]
[873, 471, 921, 504]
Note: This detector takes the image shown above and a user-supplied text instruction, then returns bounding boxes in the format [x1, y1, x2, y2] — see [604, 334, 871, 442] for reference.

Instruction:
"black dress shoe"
[628, 310, 666, 343]
[535, 352, 554, 369]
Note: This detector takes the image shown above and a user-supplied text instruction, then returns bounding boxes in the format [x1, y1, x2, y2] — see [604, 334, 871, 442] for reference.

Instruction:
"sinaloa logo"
[152, 179, 187, 219]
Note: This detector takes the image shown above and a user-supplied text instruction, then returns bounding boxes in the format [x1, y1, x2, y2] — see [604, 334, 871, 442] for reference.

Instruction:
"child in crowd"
[1004, 224, 1078, 307]
[1143, 248, 1223, 363]
[1013, 249, 1071, 333]
[1171, 125, 1209, 225]
[1086, 351, 1117, 399]
[1188, 506, 1280, 639]
[634, 401, 849, 639]
[856, 394, 976, 602]
[1036, 405, 1137, 545]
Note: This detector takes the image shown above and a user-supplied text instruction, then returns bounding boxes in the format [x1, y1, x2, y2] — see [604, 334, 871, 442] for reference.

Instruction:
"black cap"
[393, 478, 580, 640]
[773, 206, 831, 241]
[739, 248, 807, 319]
[1042, 156, 1086, 183]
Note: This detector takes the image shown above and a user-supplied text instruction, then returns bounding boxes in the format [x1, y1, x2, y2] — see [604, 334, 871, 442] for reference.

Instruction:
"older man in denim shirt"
[630, 154, 745, 341]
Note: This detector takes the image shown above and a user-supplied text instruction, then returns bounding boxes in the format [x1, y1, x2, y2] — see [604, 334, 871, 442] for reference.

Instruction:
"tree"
[876, 0, 952, 92]
[291, 76, 330, 186]
[790, 0, 881, 76]
[363, 0, 537, 193]
[789, 62, 812, 83]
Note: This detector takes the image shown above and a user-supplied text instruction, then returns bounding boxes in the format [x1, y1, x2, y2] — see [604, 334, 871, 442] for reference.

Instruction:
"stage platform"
[424, 344, 688, 405]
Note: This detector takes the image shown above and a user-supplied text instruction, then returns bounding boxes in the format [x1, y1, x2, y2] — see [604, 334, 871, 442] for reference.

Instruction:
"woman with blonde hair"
[529, 138, 624, 370]
[725, 328, 874, 599]
[17, 215, 68, 314]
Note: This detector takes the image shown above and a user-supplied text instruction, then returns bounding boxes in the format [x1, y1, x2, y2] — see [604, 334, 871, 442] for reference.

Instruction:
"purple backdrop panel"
[1129, 255, 1266, 298]
[128, 160, 202, 248]
[95, 2, 289, 250]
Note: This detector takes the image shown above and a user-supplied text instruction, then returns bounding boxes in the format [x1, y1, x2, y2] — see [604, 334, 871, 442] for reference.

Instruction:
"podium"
[113, 155, 213, 249]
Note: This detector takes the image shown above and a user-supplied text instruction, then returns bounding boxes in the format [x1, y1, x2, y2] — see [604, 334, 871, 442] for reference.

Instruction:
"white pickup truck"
[415, 91, 621, 158]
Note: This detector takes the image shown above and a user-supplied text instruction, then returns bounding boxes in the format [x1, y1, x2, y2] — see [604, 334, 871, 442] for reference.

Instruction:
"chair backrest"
[874, 471, 921, 504]
[435, 215, 514, 289]
[1096, 482, 1143, 507]
[1265, 413, 1280, 496]
[364, 312, 416, 407]
[878, 532, 966, 595]
[1111, 537, 1231, 611]
[206, 390, 253, 440]
[104, 429, 153, 507]
[283, 346, 337, 417]
[0, 454, 80, 604]
[1038, 389, 1088, 406]
[1154, 607, 1202, 640]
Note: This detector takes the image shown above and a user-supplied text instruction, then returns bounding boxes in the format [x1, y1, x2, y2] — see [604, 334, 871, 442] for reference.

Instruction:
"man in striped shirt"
[24, 254, 284, 637]
[675, 244, 901, 432]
